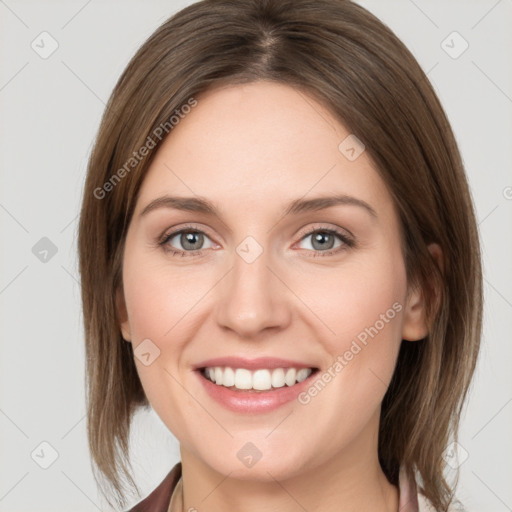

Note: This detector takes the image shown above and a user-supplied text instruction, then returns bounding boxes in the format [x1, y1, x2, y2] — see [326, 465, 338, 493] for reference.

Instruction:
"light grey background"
[0, 0, 511, 511]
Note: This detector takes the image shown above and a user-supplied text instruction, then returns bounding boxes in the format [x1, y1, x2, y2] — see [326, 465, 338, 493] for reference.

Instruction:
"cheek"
[327, 268, 404, 356]
[121, 249, 222, 415]
[122, 257, 204, 432]
[306, 247, 404, 358]
[298, 249, 406, 426]
[123, 254, 210, 340]
[297, 246, 405, 346]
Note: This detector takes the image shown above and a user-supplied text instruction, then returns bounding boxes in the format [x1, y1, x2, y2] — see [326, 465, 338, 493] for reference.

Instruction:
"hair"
[77, 0, 483, 509]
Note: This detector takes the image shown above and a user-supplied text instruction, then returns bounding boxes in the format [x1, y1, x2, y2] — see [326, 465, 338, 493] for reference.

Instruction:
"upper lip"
[193, 356, 318, 371]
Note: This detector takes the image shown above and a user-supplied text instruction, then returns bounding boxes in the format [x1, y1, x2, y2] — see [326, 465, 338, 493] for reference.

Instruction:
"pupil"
[313, 232, 334, 250]
[182, 231, 202, 250]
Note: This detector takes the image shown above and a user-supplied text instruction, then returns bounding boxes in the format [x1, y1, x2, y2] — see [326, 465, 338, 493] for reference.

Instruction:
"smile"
[195, 364, 320, 414]
[201, 366, 317, 391]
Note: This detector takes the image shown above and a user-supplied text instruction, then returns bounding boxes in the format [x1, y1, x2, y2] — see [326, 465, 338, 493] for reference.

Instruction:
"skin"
[118, 80, 441, 512]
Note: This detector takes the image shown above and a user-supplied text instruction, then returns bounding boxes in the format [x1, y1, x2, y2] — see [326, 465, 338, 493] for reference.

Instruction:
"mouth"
[197, 365, 320, 393]
[193, 357, 321, 413]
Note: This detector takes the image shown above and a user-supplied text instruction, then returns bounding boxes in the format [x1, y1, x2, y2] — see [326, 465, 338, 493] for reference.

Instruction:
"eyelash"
[157, 223, 355, 259]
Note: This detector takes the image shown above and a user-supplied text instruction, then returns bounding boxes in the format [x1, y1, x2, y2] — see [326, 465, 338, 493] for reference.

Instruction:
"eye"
[159, 225, 215, 256]
[295, 227, 354, 257]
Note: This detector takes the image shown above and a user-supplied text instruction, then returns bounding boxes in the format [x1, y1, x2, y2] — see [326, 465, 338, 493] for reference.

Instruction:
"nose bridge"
[215, 234, 290, 336]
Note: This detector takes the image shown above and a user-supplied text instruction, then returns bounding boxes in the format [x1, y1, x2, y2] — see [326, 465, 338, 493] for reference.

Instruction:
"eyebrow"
[139, 193, 377, 220]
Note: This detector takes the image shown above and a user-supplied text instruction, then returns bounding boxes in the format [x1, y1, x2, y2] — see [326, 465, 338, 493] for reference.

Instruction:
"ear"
[116, 286, 132, 342]
[401, 243, 443, 342]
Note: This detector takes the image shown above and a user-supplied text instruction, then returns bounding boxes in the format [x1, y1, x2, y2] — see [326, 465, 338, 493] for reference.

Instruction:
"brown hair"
[77, 0, 483, 509]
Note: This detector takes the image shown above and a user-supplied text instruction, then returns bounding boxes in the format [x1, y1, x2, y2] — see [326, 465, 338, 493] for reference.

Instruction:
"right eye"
[160, 227, 216, 256]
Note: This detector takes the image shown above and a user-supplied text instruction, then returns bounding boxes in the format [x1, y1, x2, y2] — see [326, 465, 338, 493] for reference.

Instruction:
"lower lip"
[195, 369, 318, 414]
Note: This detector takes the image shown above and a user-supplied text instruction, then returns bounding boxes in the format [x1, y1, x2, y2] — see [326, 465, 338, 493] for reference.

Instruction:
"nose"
[215, 242, 292, 338]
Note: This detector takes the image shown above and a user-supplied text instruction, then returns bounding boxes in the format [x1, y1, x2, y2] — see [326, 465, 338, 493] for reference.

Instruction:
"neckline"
[165, 463, 420, 512]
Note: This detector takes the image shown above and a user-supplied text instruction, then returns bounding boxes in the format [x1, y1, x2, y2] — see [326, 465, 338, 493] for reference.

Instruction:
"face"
[118, 80, 430, 482]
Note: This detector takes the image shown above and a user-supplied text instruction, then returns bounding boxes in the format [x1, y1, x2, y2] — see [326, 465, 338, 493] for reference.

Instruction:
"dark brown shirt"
[128, 462, 182, 512]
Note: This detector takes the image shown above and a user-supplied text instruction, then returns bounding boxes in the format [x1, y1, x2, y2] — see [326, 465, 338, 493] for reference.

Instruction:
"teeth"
[203, 366, 314, 390]
[296, 368, 310, 383]
[235, 368, 252, 389]
[271, 368, 285, 388]
[223, 367, 235, 387]
[284, 368, 296, 386]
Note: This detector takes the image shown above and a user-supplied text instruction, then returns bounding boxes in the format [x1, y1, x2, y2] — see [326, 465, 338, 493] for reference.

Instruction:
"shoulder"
[127, 462, 182, 512]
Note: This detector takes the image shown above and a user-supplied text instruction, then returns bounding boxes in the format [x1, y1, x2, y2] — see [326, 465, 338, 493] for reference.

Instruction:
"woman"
[77, 1, 482, 511]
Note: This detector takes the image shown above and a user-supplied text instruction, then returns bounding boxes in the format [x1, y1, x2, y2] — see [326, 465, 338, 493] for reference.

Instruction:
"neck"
[179, 413, 399, 512]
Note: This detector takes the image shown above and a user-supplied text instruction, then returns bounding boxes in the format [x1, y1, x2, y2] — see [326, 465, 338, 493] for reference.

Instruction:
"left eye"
[296, 230, 346, 252]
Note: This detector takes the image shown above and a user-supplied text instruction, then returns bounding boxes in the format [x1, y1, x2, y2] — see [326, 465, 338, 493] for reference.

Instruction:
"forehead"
[135, 81, 391, 217]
